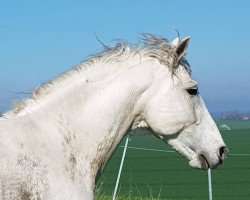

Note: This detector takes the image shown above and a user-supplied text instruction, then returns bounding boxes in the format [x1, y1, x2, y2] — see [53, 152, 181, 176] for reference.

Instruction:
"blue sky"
[0, 1, 250, 113]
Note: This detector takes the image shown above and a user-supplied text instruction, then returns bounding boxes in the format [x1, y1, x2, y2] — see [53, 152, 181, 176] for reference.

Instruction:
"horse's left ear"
[174, 37, 191, 60]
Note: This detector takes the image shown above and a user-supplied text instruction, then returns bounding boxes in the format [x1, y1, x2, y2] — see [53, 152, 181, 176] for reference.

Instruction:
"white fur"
[0, 36, 227, 199]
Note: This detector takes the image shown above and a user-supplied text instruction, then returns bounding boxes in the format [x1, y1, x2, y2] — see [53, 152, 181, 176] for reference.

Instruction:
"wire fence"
[112, 137, 250, 200]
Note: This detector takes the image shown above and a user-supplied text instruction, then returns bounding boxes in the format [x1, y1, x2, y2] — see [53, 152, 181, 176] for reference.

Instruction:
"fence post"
[112, 136, 130, 200]
[208, 168, 213, 200]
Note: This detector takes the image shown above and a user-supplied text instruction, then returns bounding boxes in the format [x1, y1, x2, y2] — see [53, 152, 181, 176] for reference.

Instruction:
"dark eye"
[187, 88, 198, 96]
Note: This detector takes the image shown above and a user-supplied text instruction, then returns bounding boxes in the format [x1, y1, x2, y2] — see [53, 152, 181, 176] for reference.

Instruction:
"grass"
[96, 121, 250, 200]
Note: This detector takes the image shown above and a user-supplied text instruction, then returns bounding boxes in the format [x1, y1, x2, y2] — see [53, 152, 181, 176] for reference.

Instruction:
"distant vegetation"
[217, 111, 250, 121]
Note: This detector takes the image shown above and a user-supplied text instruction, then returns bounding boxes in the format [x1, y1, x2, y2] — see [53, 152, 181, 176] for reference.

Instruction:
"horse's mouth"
[168, 139, 223, 170]
[184, 148, 213, 170]
[188, 153, 211, 170]
[198, 154, 223, 170]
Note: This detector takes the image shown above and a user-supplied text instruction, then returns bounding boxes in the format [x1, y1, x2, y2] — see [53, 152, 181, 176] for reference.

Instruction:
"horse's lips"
[199, 154, 210, 170]
[187, 151, 210, 170]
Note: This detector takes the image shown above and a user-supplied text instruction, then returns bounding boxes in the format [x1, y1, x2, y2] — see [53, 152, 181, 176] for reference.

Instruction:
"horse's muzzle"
[199, 146, 229, 170]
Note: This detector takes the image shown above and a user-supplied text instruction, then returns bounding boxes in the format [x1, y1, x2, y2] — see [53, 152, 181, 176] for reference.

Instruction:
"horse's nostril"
[219, 146, 229, 160]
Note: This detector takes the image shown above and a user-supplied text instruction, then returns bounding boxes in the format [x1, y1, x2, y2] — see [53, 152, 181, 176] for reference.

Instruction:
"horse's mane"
[91, 34, 190, 73]
[9, 34, 191, 114]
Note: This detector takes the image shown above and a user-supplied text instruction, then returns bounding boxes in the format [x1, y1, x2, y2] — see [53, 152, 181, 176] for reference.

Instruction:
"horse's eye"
[186, 88, 198, 97]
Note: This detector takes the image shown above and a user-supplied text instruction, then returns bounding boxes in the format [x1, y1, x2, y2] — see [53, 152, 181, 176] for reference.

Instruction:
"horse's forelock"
[140, 34, 191, 74]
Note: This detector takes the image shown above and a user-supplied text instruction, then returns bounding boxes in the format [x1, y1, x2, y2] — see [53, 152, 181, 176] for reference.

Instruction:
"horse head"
[136, 37, 228, 170]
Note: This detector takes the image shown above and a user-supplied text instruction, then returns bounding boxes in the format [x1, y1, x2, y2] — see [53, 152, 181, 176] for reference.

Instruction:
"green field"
[96, 121, 250, 200]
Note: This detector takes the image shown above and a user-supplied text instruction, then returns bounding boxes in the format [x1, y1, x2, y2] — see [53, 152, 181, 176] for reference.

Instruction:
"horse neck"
[12, 57, 162, 183]
[82, 58, 163, 180]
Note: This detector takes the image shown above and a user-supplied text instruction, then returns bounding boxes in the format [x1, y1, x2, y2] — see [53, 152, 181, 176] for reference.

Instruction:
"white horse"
[0, 34, 228, 199]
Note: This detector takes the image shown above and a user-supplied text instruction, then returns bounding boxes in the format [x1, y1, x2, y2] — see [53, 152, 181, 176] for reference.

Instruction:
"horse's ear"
[174, 37, 191, 60]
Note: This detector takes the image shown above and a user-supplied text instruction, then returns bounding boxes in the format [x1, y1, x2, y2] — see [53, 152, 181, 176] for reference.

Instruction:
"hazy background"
[1, 0, 250, 115]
